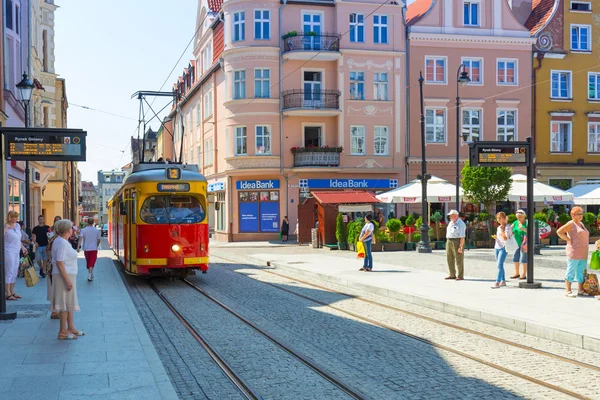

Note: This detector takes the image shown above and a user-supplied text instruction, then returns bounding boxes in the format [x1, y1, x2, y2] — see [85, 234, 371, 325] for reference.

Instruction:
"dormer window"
[570, 1, 591, 12]
[463, 1, 479, 27]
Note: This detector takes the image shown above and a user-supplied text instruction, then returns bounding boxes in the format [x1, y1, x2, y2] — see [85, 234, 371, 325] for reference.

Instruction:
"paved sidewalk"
[237, 250, 600, 353]
[0, 250, 177, 400]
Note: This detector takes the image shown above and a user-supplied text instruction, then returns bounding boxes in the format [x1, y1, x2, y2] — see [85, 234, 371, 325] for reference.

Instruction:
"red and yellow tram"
[107, 163, 209, 277]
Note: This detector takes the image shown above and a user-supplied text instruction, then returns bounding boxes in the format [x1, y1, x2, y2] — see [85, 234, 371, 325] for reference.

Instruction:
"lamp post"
[16, 72, 35, 234]
[417, 72, 432, 253]
[455, 65, 470, 212]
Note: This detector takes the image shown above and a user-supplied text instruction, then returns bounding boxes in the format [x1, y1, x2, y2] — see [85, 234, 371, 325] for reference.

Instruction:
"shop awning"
[311, 191, 380, 205]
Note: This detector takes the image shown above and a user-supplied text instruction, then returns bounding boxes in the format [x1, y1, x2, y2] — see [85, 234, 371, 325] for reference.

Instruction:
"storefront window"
[238, 190, 279, 233]
[140, 195, 206, 224]
[216, 192, 226, 231]
[7, 178, 23, 216]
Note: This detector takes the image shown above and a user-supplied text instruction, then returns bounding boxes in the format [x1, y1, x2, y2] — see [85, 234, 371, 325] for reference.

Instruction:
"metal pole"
[455, 67, 461, 212]
[520, 137, 541, 289]
[24, 105, 31, 235]
[0, 122, 17, 320]
[417, 72, 431, 253]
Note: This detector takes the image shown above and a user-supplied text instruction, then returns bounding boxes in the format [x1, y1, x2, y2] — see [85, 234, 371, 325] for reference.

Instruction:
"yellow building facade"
[530, 1, 599, 196]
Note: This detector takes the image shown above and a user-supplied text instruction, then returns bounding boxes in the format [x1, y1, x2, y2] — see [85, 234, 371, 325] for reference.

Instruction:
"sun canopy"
[507, 174, 574, 203]
[567, 180, 600, 205]
[376, 176, 462, 204]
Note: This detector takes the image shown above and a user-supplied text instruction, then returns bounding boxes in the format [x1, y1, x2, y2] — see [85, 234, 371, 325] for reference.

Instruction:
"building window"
[588, 73, 600, 100]
[589, 123, 600, 152]
[204, 138, 214, 166]
[5, 0, 13, 30]
[349, 13, 365, 43]
[373, 15, 388, 44]
[217, 192, 226, 231]
[196, 103, 201, 124]
[235, 127, 247, 156]
[350, 71, 365, 100]
[374, 126, 388, 155]
[497, 110, 516, 141]
[197, 145, 202, 166]
[105, 188, 110, 196]
[462, 109, 481, 141]
[374, 73, 388, 101]
[571, 25, 591, 51]
[425, 109, 446, 143]
[571, 2, 591, 11]
[116, 176, 122, 183]
[201, 43, 212, 73]
[462, 58, 482, 84]
[104, 175, 110, 183]
[302, 12, 321, 34]
[234, 70, 246, 99]
[254, 69, 270, 98]
[463, 1, 479, 26]
[551, 122, 572, 153]
[233, 11, 245, 42]
[42, 30, 48, 71]
[551, 71, 572, 99]
[256, 126, 271, 155]
[350, 126, 366, 155]
[497, 60, 516, 85]
[254, 10, 270, 40]
[425, 57, 446, 83]
[204, 90, 213, 119]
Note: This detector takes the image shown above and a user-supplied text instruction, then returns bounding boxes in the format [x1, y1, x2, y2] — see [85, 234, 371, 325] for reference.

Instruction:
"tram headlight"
[171, 244, 181, 252]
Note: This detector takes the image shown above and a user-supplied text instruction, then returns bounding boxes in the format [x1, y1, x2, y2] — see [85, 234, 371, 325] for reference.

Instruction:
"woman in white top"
[4, 211, 28, 300]
[491, 212, 512, 289]
[51, 219, 83, 340]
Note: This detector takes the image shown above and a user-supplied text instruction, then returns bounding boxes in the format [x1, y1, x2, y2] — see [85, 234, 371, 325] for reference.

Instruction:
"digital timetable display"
[3, 128, 87, 162]
[478, 147, 527, 164]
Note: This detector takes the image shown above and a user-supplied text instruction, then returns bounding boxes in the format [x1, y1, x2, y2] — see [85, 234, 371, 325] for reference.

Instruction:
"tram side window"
[140, 195, 206, 224]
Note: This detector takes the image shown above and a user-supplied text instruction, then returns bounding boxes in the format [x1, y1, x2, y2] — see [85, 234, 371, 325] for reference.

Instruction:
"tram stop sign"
[469, 141, 530, 167]
[3, 127, 87, 162]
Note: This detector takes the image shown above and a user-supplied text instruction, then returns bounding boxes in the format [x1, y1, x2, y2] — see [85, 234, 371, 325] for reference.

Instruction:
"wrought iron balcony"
[282, 90, 341, 115]
[282, 33, 341, 61]
[293, 151, 340, 167]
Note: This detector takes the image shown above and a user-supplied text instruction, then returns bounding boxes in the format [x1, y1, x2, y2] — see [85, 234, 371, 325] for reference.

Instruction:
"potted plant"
[431, 211, 445, 249]
[347, 220, 356, 251]
[349, 217, 365, 251]
[335, 213, 348, 250]
[410, 233, 421, 251]
[370, 221, 383, 251]
[405, 214, 415, 242]
[383, 218, 404, 251]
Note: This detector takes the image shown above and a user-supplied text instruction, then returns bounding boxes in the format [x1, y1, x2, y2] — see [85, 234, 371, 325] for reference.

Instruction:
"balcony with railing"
[292, 147, 342, 168]
[282, 32, 341, 61]
[282, 90, 341, 116]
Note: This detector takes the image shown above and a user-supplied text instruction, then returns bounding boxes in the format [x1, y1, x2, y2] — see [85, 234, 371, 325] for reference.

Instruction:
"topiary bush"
[335, 213, 347, 243]
[558, 213, 571, 225]
[399, 216, 407, 226]
[583, 212, 596, 228]
[386, 218, 402, 242]
[394, 232, 406, 243]
[533, 212, 548, 223]
[347, 221, 356, 244]
[412, 233, 421, 243]
[405, 214, 415, 227]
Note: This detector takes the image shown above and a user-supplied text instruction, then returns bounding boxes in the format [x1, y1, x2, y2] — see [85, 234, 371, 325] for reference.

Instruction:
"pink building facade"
[406, 0, 535, 213]
[173, 0, 407, 241]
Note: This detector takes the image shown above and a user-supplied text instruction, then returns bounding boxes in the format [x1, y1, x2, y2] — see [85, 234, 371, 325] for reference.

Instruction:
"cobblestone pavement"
[207, 247, 600, 399]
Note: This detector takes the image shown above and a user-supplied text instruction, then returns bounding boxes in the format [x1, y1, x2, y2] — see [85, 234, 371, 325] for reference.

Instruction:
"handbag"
[590, 251, 600, 271]
[505, 235, 519, 254]
[356, 241, 365, 259]
[583, 270, 599, 296]
[23, 256, 40, 287]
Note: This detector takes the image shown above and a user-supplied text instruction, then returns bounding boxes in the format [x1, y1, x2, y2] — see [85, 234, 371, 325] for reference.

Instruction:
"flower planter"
[348, 243, 356, 251]
[549, 237, 559, 246]
[337, 242, 348, 250]
[383, 243, 405, 252]
[405, 242, 416, 251]
[372, 243, 383, 252]
[434, 241, 446, 250]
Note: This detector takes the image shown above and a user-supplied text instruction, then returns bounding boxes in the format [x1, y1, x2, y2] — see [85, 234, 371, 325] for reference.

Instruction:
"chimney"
[508, 0, 534, 26]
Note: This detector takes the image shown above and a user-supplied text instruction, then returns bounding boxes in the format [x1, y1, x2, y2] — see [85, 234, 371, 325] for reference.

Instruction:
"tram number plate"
[157, 183, 190, 192]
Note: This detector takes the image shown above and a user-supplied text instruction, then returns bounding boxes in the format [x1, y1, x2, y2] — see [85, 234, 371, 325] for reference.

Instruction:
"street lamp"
[16, 72, 34, 234]
[417, 72, 432, 253]
[455, 65, 470, 212]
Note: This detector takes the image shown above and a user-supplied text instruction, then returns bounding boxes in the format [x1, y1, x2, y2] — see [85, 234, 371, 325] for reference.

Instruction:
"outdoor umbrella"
[507, 174, 574, 203]
[376, 176, 463, 204]
[567, 180, 600, 205]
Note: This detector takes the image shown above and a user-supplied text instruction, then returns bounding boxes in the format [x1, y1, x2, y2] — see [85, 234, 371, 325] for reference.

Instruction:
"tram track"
[210, 254, 596, 400]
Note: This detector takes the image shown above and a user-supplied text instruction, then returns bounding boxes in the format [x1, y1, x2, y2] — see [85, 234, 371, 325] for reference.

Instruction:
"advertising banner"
[239, 202, 259, 232]
[259, 202, 279, 233]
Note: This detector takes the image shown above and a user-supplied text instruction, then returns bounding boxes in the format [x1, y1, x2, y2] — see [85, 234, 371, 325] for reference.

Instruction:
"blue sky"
[55, 0, 198, 183]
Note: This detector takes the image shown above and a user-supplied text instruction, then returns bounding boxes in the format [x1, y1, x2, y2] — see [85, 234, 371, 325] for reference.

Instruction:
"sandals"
[58, 333, 77, 340]
[577, 291, 590, 297]
[12, 294, 22, 299]
[565, 291, 577, 298]
[5, 295, 17, 301]
[510, 274, 520, 279]
[69, 330, 85, 336]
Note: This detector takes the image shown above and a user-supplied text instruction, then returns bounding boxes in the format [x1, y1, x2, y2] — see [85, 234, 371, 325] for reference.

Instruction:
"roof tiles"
[525, 0, 558, 35]
[406, 0, 434, 26]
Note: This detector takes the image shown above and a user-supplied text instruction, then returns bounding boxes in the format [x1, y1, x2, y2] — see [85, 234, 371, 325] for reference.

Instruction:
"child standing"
[491, 212, 512, 288]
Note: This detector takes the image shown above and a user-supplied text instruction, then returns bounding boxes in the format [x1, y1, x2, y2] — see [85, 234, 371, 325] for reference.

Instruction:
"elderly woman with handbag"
[557, 206, 590, 298]
[4, 211, 28, 301]
[51, 219, 84, 340]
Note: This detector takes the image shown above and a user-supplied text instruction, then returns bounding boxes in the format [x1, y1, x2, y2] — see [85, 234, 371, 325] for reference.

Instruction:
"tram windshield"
[140, 195, 205, 224]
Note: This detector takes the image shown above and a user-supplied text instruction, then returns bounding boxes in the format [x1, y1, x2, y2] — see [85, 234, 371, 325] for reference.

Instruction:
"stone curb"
[249, 256, 600, 354]
[108, 252, 179, 400]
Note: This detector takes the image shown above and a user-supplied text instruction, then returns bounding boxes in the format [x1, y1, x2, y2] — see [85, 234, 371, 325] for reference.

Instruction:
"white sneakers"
[87, 272, 94, 282]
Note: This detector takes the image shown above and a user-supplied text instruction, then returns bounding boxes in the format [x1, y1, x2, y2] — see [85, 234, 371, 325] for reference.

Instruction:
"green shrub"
[411, 212, 420, 219]
[546, 209, 557, 224]
[412, 233, 421, 243]
[533, 212, 548, 223]
[386, 218, 402, 241]
[282, 30, 298, 39]
[405, 214, 415, 227]
[399, 216, 407, 225]
[394, 232, 406, 243]
[478, 212, 489, 222]
[388, 211, 395, 220]
[558, 213, 571, 225]
[507, 213, 517, 224]
[467, 213, 476, 222]
[335, 213, 347, 243]
[583, 212, 596, 227]
[416, 216, 422, 228]
[347, 221, 356, 244]
[431, 211, 443, 222]
[375, 230, 390, 243]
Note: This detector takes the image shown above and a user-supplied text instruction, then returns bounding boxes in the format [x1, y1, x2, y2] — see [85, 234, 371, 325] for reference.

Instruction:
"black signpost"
[0, 127, 87, 320]
[469, 137, 541, 289]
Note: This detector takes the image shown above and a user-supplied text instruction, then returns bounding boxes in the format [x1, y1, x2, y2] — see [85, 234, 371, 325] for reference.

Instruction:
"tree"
[335, 213, 347, 243]
[461, 161, 513, 214]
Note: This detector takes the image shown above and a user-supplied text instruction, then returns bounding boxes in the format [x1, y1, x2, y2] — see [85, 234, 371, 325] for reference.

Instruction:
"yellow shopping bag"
[356, 241, 365, 259]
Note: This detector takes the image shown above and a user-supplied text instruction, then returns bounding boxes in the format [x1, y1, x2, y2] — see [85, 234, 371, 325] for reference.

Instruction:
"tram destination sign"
[3, 127, 87, 162]
[469, 141, 530, 167]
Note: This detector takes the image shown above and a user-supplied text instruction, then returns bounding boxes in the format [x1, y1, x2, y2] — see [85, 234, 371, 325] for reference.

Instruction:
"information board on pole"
[3, 127, 87, 162]
[469, 141, 530, 167]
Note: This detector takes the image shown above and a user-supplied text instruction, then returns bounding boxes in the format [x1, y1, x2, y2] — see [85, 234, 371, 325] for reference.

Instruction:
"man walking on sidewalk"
[78, 218, 101, 281]
[445, 210, 466, 281]
[32, 215, 51, 278]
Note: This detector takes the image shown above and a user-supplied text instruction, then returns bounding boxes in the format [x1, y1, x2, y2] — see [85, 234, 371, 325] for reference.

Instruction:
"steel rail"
[211, 256, 593, 400]
[148, 281, 259, 400]
[181, 278, 365, 400]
